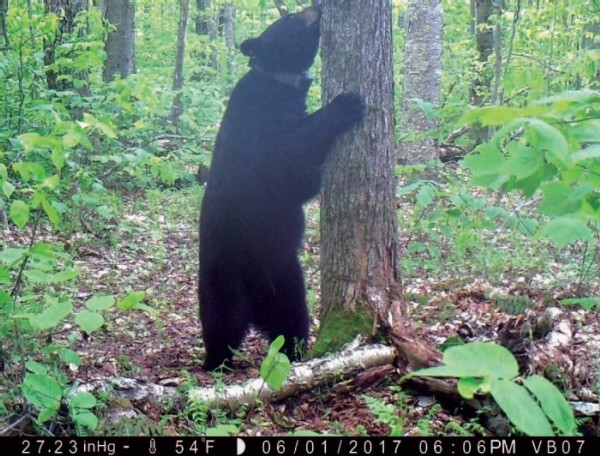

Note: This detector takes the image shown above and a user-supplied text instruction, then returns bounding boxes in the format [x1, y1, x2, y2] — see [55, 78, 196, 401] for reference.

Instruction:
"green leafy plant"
[396, 163, 548, 283]
[260, 335, 292, 391]
[0, 228, 149, 431]
[185, 394, 242, 436]
[362, 395, 405, 436]
[461, 91, 600, 249]
[21, 361, 99, 434]
[461, 89, 600, 304]
[68, 392, 99, 434]
[406, 342, 578, 436]
[561, 297, 600, 311]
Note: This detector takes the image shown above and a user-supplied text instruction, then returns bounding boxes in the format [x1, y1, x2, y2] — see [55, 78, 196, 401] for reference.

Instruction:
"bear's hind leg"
[262, 258, 309, 362]
[200, 269, 251, 370]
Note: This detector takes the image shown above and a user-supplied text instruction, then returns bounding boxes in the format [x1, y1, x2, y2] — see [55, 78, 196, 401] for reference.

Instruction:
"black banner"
[3, 437, 598, 456]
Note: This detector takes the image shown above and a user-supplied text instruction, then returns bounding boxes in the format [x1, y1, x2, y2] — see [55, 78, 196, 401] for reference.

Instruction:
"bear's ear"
[240, 38, 259, 57]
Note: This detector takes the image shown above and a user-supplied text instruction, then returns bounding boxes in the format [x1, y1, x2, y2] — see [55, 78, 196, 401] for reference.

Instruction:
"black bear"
[199, 6, 364, 370]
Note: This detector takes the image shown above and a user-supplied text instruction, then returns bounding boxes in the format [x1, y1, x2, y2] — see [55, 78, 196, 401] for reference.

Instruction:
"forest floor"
[2, 178, 600, 436]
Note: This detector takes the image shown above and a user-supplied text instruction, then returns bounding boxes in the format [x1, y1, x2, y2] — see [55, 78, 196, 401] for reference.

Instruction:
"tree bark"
[470, 0, 494, 144]
[192, 0, 220, 76]
[102, 0, 136, 82]
[398, 0, 443, 165]
[317, 1, 400, 355]
[195, 0, 211, 35]
[274, 0, 288, 17]
[190, 344, 396, 411]
[0, 0, 10, 50]
[43, 0, 89, 92]
[583, 0, 600, 88]
[223, 3, 235, 78]
[171, 0, 190, 128]
[490, 0, 503, 105]
[73, 345, 396, 414]
[208, 6, 219, 71]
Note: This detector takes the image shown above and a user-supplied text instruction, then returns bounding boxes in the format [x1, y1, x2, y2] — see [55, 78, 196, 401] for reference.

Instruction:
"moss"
[309, 308, 373, 358]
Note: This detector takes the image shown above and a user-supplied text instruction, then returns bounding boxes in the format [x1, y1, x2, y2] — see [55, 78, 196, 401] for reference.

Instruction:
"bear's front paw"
[329, 92, 365, 125]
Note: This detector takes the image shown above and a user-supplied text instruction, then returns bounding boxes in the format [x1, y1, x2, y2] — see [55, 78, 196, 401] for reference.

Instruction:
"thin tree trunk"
[490, 0, 503, 105]
[546, 0, 558, 95]
[317, 0, 400, 355]
[0, 0, 9, 50]
[274, 0, 288, 17]
[502, 0, 521, 104]
[208, 7, 219, 71]
[223, 3, 235, 78]
[470, 0, 494, 144]
[26, 0, 35, 50]
[172, 0, 190, 128]
[43, 0, 89, 92]
[102, 0, 136, 82]
[469, 0, 476, 36]
[583, 0, 600, 88]
[195, 0, 210, 35]
[193, 0, 219, 76]
[398, 0, 443, 165]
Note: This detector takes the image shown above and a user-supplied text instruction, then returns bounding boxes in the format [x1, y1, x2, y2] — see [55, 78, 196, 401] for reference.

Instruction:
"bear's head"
[240, 6, 321, 75]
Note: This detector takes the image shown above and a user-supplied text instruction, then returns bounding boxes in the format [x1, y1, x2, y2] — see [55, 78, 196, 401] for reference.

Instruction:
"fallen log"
[75, 343, 397, 412]
[189, 343, 396, 410]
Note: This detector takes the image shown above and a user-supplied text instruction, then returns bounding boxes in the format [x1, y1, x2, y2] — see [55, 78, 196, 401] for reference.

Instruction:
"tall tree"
[317, 1, 400, 354]
[583, 0, 600, 87]
[398, 0, 443, 165]
[470, 0, 494, 144]
[193, 0, 219, 73]
[172, 0, 190, 127]
[43, 0, 88, 91]
[490, 0, 503, 105]
[102, 0, 136, 82]
[222, 3, 235, 78]
[0, 0, 9, 50]
[195, 0, 210, 35]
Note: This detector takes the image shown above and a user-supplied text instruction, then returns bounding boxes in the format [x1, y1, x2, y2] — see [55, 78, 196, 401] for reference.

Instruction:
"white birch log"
[189, 344, 396, 410]
[76, 344, 396, 411]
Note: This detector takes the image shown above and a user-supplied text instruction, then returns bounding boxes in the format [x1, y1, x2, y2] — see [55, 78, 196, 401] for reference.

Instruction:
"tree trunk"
[470, 0, 494, 144]
[0, 0, 10, 50]
[274, 0, 288, 17]
[171, 0, 190, 128]
[490, 0, 503, 105]
[583, 0, 600, 88]
[192, 0, 219, 77]
[195, 0, 210, 35]
[469, 0, 476, 36]
[102, 0, 136, 82]
[208, 8, 219, 71]
[43, 0, 89, 92]
[317, 1, 400, 355]
[223, 3, 235, 78]
[398, 0, 443, 165]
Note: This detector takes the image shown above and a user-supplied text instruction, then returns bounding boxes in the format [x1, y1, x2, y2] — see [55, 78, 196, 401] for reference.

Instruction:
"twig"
[10, 214, 40, 299]
[11, 212, 42, 378]
[512, 53, 562, 74]
[444, 125, 470, 144]
[490, 0, 503, 105]
[0, 412, 34, 436]
[501, 0, 521, 105]
[546, 0, 558, 94]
